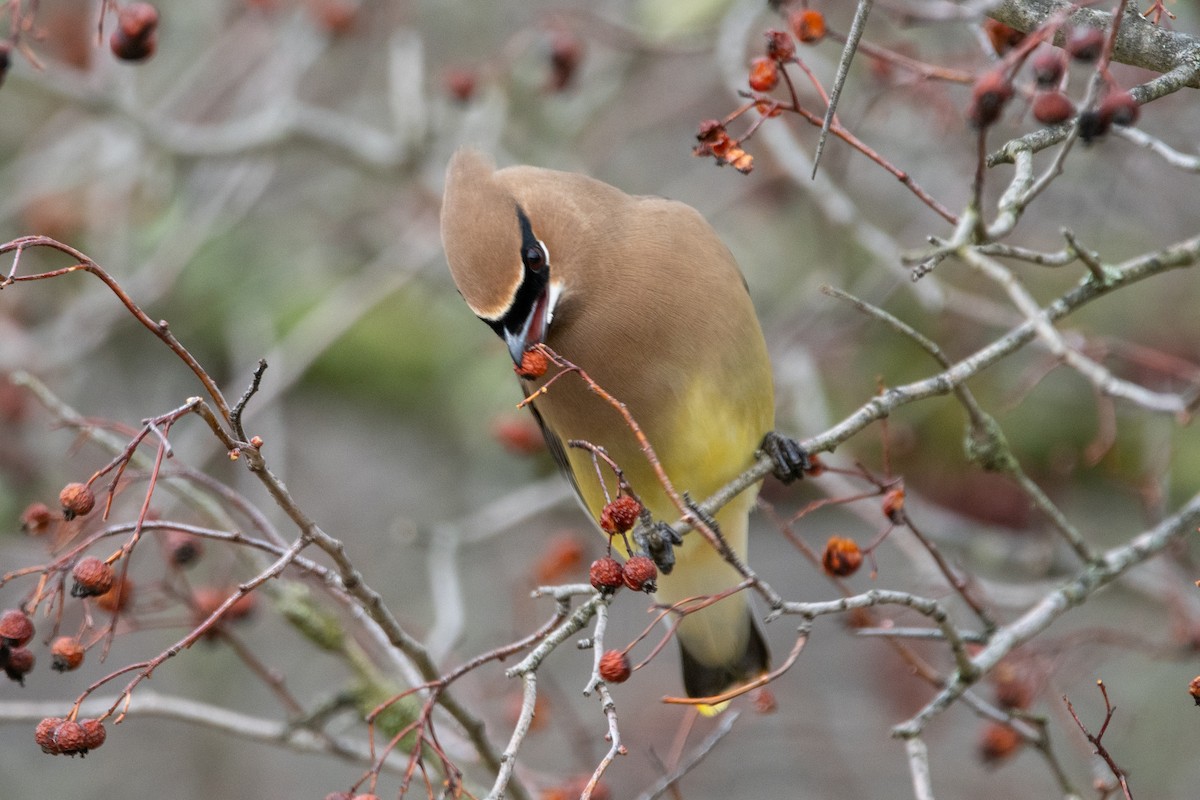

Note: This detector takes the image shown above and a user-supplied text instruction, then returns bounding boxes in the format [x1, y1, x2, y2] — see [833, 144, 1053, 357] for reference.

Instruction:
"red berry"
[1031, 50, 1066, 88]
[982, 19, 1025, 56]
[599, 495, 642, 535]
[789, 9, 826, 43]
[598, 649, 631, 683]
[20, 502, 55, 535]
[163, 528, 204, 567]
[881, 487, 906, 523]
[621, 555, 657, 592]
[978, 722, 1023, 764]
[59, 482, 96, 520]
[1065, 27, 1104, 62]
[2, 645, 35, 684]
[95, 576, 135, 614]
[1032, 91, 1075, 125]
[71, 557, 115, 598]
[748, 56, 779, 93]
[1189, 675, 1200, 706]
[50, 637, 86, 672]
[547, 30, 584, 92]
[35, 717, 66, 754]
[0, 608, 35, 647]
[110, 3, 159, 62]
[54, 719, 89, 756]
[967, 70, 1013, 129]
[821, 536, 863, 577]
[589, 557, 623, 593]
[514, 348, 549, 379]
[1099, 90, 1139, 127]
[764, 29, 795, 62]
[443, 67, 478, 103]
[80, 719, 107, 751]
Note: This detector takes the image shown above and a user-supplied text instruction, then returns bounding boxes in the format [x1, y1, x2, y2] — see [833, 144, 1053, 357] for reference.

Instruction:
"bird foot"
[635, 521, 682, 575]
[760, 431, 810, 483]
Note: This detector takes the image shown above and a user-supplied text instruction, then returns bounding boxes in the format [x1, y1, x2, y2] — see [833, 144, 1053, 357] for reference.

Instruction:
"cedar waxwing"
[441, 149, 802, 708]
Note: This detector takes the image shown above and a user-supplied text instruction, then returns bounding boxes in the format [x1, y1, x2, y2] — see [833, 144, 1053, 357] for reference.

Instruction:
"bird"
[440, 149, 804, 710]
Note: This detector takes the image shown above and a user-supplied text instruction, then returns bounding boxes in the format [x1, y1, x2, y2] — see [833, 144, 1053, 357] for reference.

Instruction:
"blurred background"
[2, 0, 1199, 797]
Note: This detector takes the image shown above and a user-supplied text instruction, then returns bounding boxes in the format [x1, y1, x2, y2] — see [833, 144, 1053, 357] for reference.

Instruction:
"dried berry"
[1188, 675, 1200, 706]
[79, 718, 106, 751]
[967, 70, 1014, 129]
[59, 482, 96, 520]
[534, 532, 586, 583]
[71, 557, 115, 598]
[1032, 91, 1075, 125]
[599, 495, 642, 535]
[621, 555, 658, 593]
[598, 649, 631, 683]
[978, 722, 1023, 764]
[881, 487, 906, 522]
[54, 719, 89, 756]
[514, 348, 549, 379]
[163, 529, 204, 567]
[50, 637, 85, 672]
[193, 587, 258, 626]
[991, 661, 1035, 710]
[748, 56, 779, 93]
[1077, 109, 1109, 143]
[764, 29, 795, 62]
[20, 502, 55, 535]
[0, 608, 35, 647]
[95, 576, 134, 614]
[821, 536, 863, 577]
[3, 645, 35, 684]
[110, 2, 159, 61]
[1065, 27, 1104, 62]
[1099, 90, 1138, 127]
[803, 452, 826, 477]
[789, 9, 826, 43]
[982, 18, 1025, 55]
[36, 717, 65, 754]
[589, 557, 624, 593]
[1031, 50, 1066, 88]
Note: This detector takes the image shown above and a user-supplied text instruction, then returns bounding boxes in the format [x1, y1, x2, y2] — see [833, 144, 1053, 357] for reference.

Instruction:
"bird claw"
[635, 522, 681, 575]
[760, 431, 810, 483]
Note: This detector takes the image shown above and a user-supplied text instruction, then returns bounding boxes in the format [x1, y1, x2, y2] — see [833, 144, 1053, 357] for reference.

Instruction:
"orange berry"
[789, 9, 826, 43]
[748, 56, 779, 92]
[515, 348, 549, 379]
[95, 576, 134, 614]
[598, 650, 631, 683]
[50, 637, 85, 672]
[621, 555, 657, 593]
[1189, 675, 1200, 706]
[589, 557, 623, 594]
[71, 557, 115, 598]
[0, 608, 35, 647]
[59, 482, 96, 520]
[881, 487, 906, 522]
[821, 536, 863, 577]
[978, 722, 1023, 764]
[534, 532, 586, 584]
[1032, 91, 1075, 125]
[599, 495, 641, 535]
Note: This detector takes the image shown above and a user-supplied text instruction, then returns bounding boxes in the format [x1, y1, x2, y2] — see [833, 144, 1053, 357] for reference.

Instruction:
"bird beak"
[504, 281, 561, 365]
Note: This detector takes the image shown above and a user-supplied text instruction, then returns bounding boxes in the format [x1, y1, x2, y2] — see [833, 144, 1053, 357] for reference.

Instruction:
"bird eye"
[522, 243, 547, 272]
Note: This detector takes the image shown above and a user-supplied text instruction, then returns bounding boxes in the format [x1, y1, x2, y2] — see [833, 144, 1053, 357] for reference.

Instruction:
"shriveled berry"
[163, 528, 204, 567]
[1188, 675, 1200, 706]
[0, 608, 35, 647]
[110, 2, 159, 61]
[54, 719, 89, 756]
[95, 576, 134, 614]
[50, 637, 85, 672]
[534, 532, 586, 583]
[1032, 91, 1075, 125]
[789, 9, 826, 43]
[598, 649, 631, 683]
[764, 29, 795, 62]
[514, 348, 549, 379]
[20, 502, 55, 535]
[991, 660, 1034, 710]
[982, 18, 1025, 56]
[3, 646, 35, 684]
[821, 536, 863, 577]
[967, 70, 1013, 129]
[1031, 50, 1065, 88]
[35, 717, 66, 754]
[1077, 109, 1109, 143]
[621, 555, 657, 593]
[599, 495, 642, 535]
[978, 722, 1022, 764]
[1065, 27, 1104, 62]
[748, 56, 779, 92]
[1099, 90, 1138, 127]
[80, 718, 106, 750]
[71, 557, 115, 598]
[589, 557, 623, 593]
[881, 487, 906, 523]
[59, 482, 96, 520]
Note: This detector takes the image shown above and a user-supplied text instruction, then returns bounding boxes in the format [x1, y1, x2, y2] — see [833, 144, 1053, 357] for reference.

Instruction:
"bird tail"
[678, 605, 770, 716]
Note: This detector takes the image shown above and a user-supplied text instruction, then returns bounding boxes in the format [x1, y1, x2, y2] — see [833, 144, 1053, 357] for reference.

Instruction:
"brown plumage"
[442, 149, 774, 706]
